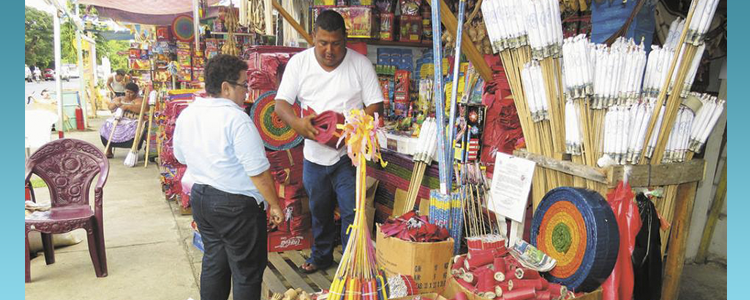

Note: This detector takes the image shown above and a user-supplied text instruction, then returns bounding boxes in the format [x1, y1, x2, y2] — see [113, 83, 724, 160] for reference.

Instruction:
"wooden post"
[432, 0, 493, 82]
[662, 181, 699, 300]
[271, 0, 313, 45]
[695, 160, 727, 263]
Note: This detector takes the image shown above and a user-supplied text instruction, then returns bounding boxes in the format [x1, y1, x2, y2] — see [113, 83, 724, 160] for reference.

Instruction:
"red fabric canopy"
[80, 0, 220, 25]
[80, 0, 220, 15]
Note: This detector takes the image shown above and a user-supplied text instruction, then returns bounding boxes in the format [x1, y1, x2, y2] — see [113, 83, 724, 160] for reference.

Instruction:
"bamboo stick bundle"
[521, 0, 567, 155]
[482, 0, 551, 207]
[637, 0, 698, 164]
[648, 0, 719, 164]
[402, 118, 438, 216]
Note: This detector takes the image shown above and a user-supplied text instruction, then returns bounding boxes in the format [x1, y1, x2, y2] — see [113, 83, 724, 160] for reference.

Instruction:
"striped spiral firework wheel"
[530, 187, 619, 292]
[250, 91, 303, 150]
[171, 15, 194, 42]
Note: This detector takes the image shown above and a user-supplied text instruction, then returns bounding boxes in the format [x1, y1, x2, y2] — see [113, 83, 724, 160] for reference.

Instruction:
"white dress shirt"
[276, 48, 384, 166]
[174, 97, 270, 206]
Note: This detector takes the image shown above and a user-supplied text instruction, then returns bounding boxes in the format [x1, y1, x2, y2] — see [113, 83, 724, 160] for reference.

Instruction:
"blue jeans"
[303, 155, 356, 267]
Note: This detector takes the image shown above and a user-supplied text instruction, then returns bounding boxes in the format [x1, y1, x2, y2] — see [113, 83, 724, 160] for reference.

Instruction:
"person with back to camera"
[173, 54, 284, 300]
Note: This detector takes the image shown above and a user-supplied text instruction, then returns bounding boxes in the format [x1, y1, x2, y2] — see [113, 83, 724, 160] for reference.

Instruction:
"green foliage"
[25, 5, 128, 71]
[106, 40, 130, 71]
[25, 6, 54, 68]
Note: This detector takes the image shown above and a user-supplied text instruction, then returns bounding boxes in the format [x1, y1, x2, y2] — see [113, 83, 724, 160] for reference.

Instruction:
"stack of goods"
[380, 211, 450, 242]
[377, 48, 415, 120]
[244, 46, 304, 101]
[367, 151, 440, 223]
[248, 90, 311, 251]
[129, 42, 152, 82]
[155, 90, 198, 208]
[312, 5, 379, 39]
[446, 241, 575, 300]
[479, 56, 522, 174]
[480, 0, 724, 227]
[151, 41, 175, 86]
[266, 146, 309, 236]
[398, 0, 423, 43]
[397, 117, 438, 217]
[175, 41, 193, 82]
[387, 275, 420, 298]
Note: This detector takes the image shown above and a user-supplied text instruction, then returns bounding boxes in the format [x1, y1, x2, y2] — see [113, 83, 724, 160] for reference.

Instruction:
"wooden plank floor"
[262, 246, 343, 298]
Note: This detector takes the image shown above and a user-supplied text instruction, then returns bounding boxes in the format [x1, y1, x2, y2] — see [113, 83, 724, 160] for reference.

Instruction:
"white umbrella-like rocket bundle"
[478, 0, 723, 211]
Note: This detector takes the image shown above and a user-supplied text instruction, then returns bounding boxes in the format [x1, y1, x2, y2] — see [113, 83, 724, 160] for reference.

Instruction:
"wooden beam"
[695, 160, 727, 263]
[432, 0, 493, 82]
[513, 150, 609, 184]
[263, 267, 286, 294]
[283, 251, 332, 290]
[607, 159, 706, 188]
[267, 252, 315, 293]
[661, 182, 699, 300]
[271, 0, 313, 45]
[514, 150, 705, 188]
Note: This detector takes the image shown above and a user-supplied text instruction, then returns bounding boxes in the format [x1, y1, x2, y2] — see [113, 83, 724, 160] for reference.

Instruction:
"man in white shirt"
[106, 69, 130, 99]
[275, 10, 384, 274]
[174, 54, 284, 300]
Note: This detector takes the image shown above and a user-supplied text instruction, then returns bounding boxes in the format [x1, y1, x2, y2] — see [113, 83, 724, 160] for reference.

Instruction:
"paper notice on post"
[488, 152, 536, 222]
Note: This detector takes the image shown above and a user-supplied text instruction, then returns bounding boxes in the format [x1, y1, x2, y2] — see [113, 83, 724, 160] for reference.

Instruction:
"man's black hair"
[314, 10, 347, 36]
[204, 54, 248, 97]
[125, 82, 139, 93]
[115, 69, 126, 76]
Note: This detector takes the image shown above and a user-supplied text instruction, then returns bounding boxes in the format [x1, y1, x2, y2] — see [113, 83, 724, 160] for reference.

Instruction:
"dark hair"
[125, 82, 139, 93]
[204, 54, 248, 97]
[314, 10, 347, 36]
[115, 69, 126, 76]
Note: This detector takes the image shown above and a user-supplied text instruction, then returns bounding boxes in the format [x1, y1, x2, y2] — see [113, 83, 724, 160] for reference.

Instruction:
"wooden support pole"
[271, 0, 313, 45]
[662, 181, 699, 300]
[432, 0, 493, 82]
[695, 160, 727, 263]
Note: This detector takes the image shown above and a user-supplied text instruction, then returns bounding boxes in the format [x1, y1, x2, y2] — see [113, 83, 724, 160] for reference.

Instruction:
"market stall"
[80, 0, 725, 299]
[259, 1, 724, 300]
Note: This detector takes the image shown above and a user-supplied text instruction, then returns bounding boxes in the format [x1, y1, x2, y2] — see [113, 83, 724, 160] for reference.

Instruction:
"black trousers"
[191, 184, 267, 300]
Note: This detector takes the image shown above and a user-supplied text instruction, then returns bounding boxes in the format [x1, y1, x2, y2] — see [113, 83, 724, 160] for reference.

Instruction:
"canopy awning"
[79, 0, 221, 25]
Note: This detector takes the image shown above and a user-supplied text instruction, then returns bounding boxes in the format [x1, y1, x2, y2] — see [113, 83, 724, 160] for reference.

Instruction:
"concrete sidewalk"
[25, 117, 200, 300]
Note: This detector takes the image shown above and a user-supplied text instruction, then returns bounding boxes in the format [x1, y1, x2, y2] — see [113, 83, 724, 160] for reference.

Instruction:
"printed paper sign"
[488, 152, 536, 222]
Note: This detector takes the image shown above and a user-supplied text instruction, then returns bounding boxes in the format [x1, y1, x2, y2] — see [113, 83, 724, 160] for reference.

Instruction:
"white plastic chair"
[25, 110, 59, 158]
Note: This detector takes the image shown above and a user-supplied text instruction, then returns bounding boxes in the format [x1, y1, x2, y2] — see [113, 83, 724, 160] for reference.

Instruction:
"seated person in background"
[99, 82, 147, 158]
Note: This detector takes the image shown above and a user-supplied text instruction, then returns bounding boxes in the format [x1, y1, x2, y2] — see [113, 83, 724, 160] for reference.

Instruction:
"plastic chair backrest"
[25, 139, 109, 209]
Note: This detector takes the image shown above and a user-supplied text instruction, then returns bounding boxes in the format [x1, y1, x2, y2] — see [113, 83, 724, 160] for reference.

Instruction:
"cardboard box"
[314, 6, 380, 39]
[268, 229, 312, 252]
[389, 293, 446, 300]
[441, 275, 603, 300]
[399, 15, 422, 42]
[376, 225, 454, 293]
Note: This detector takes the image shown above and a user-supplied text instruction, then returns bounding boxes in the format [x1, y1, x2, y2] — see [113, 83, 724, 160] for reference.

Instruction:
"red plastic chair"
[25, 139, 109, 283]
